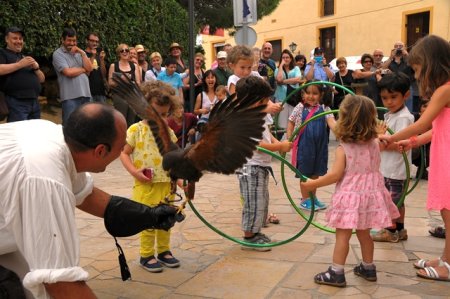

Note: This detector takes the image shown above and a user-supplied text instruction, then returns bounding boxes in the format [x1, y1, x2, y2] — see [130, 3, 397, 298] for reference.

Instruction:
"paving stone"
[175, 256, 292, 298]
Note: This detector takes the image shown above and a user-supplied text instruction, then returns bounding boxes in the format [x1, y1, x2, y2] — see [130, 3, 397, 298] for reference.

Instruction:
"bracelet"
[409, 135, 418, 148]
[33, 67, 40, 71]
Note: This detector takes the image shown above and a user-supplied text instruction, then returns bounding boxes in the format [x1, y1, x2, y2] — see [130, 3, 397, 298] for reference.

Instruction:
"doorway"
[406, 11, 430, 49]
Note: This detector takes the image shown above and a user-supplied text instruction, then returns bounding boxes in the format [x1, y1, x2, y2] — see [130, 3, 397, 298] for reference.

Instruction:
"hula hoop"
[275, 81, 411, 233]
[187, 149, 316, 248]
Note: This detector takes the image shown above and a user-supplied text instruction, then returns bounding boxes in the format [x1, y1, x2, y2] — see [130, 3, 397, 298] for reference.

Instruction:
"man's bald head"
[63, 103, 125, 153]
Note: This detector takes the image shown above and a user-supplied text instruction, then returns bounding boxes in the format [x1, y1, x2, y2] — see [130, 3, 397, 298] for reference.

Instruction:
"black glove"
[104, 196, 184, 237]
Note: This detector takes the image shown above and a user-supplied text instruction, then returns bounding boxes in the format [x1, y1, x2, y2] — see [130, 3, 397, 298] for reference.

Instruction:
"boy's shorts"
[384, 177, 405, 207]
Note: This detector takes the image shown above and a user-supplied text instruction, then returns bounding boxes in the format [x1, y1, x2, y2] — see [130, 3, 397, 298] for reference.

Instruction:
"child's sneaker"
[371, 228, 399, 243]
[140, 256, 163, 273]
[314, 266, 346, 287]
[299, 198, 317, 211]
[241, 233, 271, 251]
[398, 229, 408, 241]
[353, 263, 377, 281]
[314, 198, 327, 210]
[156, 251, 180, 268]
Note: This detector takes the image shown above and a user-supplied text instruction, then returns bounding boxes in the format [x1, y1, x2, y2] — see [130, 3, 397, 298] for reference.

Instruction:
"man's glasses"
[89, 39, 99, 43]
[120, 49, 130, 53]
[373, 54, 383, 57]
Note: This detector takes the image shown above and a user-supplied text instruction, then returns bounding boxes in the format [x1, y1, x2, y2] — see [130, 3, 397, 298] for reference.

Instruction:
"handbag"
[0, 91, 8, 121]
[283, 69, 301, 107]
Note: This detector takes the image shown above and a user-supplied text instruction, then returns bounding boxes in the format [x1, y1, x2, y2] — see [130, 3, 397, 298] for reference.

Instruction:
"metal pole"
[188, 0, 195, 112]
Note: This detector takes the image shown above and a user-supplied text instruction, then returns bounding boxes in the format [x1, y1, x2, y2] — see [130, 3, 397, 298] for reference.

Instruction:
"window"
[319, 27, 336, 62]
[268, 39, 282, 61]
[321, 0, 334, 17]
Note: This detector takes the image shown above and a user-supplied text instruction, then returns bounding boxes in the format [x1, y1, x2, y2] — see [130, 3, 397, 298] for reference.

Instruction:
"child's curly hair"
[139, 80, 179, 112]
[334, 95, 378, 143]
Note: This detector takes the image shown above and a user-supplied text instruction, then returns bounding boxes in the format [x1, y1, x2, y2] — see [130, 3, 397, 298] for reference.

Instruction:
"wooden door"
[406, 11, 430, 49]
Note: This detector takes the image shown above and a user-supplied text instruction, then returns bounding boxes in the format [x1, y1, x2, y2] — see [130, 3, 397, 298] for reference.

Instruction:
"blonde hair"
[215, 85, 227, 94]
[115, 43, 129, 56]
[408, 35, 450, 98]
[139, 81, 179, 111]
[227, 45, 253, 65]
[195, 52, 205, 60]
[334, 95, 378, 143]
[150, 51, 162, 61]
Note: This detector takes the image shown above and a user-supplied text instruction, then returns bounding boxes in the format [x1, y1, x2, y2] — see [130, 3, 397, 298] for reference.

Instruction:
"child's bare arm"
[119, 144, 151, 182]
[286, 120, 295, 140]
[228, 83, 236, 95]
[259, 139, 292, 153]
[326, 115, 337, 132]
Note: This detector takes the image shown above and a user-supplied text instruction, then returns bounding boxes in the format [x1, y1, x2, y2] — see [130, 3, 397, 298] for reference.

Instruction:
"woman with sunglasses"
[182, 53, 205, 111]
[108, 44, 142, 126]
[352, 53, 382, 109]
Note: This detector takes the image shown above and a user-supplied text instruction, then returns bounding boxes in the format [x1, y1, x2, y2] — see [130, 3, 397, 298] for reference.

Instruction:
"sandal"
[267, 213, 280, 224]
[353, 263, 377, 281]
[416, 261, 450, 282]
[314, 266, 346, 287]
[414, 257, 445, 269]
[429, 226, 446, 238]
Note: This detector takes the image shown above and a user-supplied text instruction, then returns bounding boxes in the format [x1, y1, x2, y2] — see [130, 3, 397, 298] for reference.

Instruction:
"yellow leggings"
[132, 181, 172, 257]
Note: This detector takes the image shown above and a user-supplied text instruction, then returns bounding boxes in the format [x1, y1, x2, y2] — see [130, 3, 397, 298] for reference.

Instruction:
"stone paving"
[82, 148, 448, 299]
[41, 107, 449, 298]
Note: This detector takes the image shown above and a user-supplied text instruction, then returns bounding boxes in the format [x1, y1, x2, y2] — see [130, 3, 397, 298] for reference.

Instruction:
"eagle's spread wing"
[111, 74, 177, 154]
[186, 93, 266, 174]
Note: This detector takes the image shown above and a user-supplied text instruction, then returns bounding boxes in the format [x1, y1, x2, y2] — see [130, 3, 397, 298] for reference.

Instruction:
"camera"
[395, 48, 403, 56]
[381, 69, 389, 75]
[315, 56, 323, 64]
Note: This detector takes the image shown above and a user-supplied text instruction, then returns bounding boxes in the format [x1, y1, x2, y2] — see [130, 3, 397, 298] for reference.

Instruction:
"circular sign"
[234, 26, 257, 47]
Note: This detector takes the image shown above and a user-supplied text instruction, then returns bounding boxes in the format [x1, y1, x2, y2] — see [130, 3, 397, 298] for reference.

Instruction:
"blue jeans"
[5, 95, 40, 122]
[91, 95, 106, 103]
[61, 97, 91, 125]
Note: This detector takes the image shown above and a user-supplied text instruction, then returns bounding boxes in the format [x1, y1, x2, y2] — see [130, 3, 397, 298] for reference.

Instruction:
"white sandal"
[414, 257, 445, 269]
[416, 261, 450, 282]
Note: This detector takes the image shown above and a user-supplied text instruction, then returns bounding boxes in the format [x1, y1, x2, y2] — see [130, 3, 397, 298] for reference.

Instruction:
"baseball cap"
[135, 44, 146, 53]
[217, 51, 227, 59]
[5, 26, 24, 36]
[314, 47, 324, 55]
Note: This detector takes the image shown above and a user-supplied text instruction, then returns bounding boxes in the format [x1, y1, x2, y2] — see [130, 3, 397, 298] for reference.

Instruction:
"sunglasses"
[120, 48, 130, 53]
[88, 39, 99, 43]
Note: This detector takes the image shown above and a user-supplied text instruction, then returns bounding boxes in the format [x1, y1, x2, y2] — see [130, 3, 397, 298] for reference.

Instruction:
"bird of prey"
[111, 74, 267, 210]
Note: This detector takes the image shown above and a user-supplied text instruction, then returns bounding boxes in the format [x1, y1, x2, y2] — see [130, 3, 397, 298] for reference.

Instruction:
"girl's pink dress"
[326, 140, 400, 229]
[427, 105, 450, 210]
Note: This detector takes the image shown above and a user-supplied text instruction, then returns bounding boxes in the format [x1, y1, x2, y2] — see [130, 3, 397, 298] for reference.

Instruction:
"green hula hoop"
[187, 149, 316, 248]
[282, 108, 411, 233]
[273, 81, 355, 134]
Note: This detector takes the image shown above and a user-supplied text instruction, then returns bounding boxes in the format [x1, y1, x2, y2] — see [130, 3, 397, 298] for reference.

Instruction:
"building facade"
[201, 0, 450, 65]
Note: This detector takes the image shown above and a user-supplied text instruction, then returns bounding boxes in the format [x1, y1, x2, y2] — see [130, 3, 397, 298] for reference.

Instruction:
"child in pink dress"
[301, 95, 400, 287]
[382, 35, 450, 282]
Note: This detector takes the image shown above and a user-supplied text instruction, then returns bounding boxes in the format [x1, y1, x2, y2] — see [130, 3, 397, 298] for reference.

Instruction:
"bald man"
[0, 103, 179, 298]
